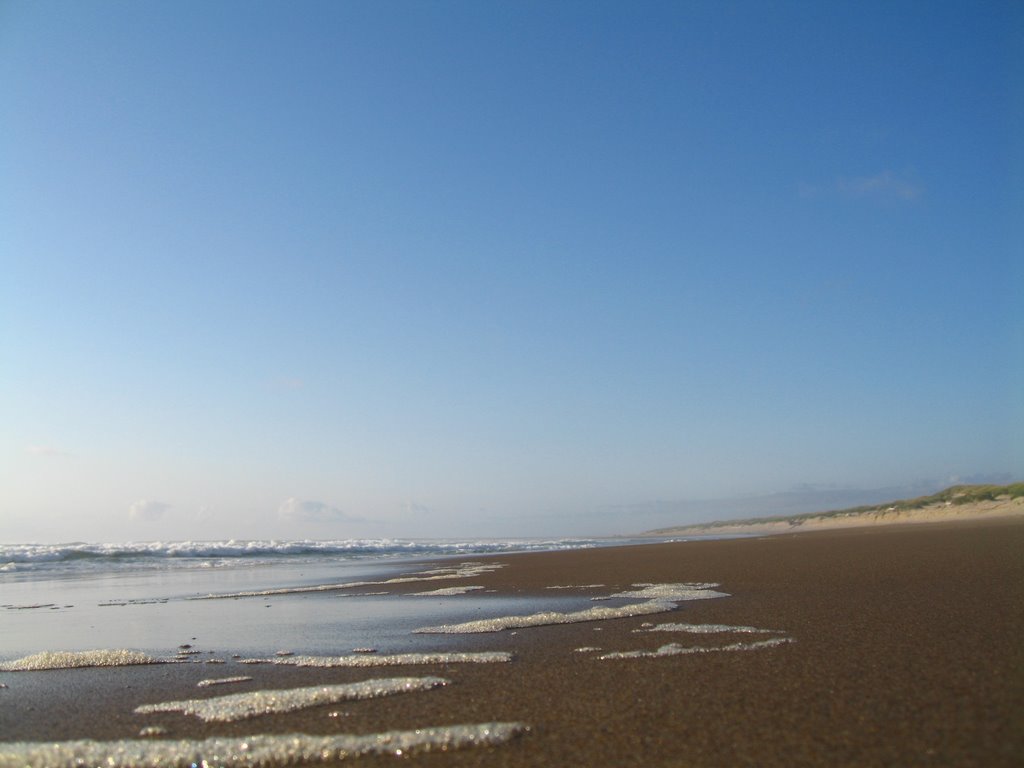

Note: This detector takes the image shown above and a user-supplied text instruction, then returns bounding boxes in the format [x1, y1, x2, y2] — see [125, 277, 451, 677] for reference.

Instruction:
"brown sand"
[1, 518, 1022, 766]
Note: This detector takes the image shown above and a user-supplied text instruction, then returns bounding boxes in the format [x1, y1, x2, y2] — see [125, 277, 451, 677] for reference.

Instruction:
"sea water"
[0, 537, 601, 765]
[0, 537, 796, 767]
[0, 537, 607, 580]
[0, 537, 611, 661]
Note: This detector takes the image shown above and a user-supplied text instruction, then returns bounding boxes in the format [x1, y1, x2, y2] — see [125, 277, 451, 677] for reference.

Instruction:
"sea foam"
[414, 582, 728, 634]
[191, 562, 504, 600]
[134, 678, 448, 722]
[239, 651, 511, 667]
[607, 583, 729, 601]
[412, 585, 485, 596]
[0, 650, 165, 671]
[599, 636, 794, 659]
[635, 622, 783, 634]
[196, 676, 253, 687]
[0, 722, 529, 767]
[415, 601, 675, 634]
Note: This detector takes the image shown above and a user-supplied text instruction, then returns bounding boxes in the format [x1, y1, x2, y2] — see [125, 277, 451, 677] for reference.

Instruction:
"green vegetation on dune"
[894, 483, 1024, 507]
[650, 483, 1024, 533]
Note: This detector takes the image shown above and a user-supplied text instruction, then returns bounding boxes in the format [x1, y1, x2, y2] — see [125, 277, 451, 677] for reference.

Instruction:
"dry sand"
[652, 495, 1024, 537]
[1, 518, 1022, 766]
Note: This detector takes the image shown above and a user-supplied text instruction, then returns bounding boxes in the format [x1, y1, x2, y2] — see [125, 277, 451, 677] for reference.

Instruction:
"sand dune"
[649, 486, 1024, 537]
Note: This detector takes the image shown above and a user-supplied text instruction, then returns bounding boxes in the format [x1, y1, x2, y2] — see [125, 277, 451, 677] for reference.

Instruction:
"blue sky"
[1, 0, 1021, 542]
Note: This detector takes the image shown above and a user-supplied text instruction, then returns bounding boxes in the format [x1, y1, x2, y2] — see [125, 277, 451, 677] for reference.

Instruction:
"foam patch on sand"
[599, 637, 794, 659]
[607, 583, 729, 601]
[545, 584, 605, 590]
[0, 722, 529, 767]
[414, 601, 676, 634]
[134, 678, 448, 722]
[192, 562, 504, 600]
[635, 622, 783, 634]
[239, 651, 511, 667]
[414, 582, 729, 634]
[412, 586, 485, 596]
[413, 562, 504, 576]
[197, 676, 253, 687]
[0, 650, 166, 671]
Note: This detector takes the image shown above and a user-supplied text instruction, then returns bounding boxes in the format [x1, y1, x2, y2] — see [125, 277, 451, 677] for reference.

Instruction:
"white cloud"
[404, 501, 433, 515]
[129, 500, 169, 522]
[836, 170, 922, 202]
[278, 498, 356, 523]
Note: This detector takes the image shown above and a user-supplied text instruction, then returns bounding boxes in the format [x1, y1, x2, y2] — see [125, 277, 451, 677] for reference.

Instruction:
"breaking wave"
[0, 538, 603, 577]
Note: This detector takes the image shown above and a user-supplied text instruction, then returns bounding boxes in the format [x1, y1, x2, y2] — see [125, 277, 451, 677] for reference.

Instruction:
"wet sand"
[2, 518, 1022, 766]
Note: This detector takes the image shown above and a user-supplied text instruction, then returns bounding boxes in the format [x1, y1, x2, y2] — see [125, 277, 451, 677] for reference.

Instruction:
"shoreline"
[2, 518, 1023, 766]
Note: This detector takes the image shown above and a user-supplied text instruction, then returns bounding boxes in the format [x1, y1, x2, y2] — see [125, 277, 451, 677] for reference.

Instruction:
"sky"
[1, 0, 1021, 543]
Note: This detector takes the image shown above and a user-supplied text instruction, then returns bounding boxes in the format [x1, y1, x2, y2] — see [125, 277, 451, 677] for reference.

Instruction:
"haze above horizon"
[2, 1, 1021, 544]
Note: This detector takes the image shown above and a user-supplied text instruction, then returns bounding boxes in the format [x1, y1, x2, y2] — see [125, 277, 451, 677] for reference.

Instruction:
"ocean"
[0, 537, 621, 662]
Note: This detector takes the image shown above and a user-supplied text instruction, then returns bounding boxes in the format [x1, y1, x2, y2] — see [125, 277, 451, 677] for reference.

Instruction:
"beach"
[2, 518, 1022, 766]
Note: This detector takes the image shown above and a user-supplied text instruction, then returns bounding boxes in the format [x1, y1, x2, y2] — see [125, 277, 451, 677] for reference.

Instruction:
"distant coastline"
[646, 483, 1024, 537]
